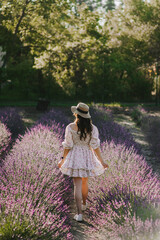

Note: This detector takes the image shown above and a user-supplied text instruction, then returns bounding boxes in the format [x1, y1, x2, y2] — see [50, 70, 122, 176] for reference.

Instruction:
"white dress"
[60, 123, 105, 177]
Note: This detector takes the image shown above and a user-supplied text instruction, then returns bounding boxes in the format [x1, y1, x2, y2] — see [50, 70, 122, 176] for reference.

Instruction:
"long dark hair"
[75, 114, 92, 140]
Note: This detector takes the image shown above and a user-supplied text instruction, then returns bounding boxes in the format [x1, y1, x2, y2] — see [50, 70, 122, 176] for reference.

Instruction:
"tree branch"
[14, 0, 31, 35]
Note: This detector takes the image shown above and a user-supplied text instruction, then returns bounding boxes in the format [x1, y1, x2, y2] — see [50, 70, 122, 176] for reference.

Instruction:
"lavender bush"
[87, 141, 160, 239]
[130, 105, 148, 126]
[35, 107, 71, 139]
[0, 122, 11, 159]
[0, 125, 73, 239]
[0, 107, 25, 138]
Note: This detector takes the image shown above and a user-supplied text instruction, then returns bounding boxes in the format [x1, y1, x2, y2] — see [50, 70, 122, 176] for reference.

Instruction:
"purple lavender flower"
[0, 125, 73, 239]
[87, 140, 160, 239]
[0, 121, 11, 160]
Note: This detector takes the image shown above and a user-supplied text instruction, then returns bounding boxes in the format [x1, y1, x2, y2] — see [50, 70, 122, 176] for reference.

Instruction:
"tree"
[34, 4, 103, 99]
[103, 0, 160, 100]
[1, 0, 159, 101]
[75, 0, 103, 11]
[0, 0, 72, 99]
[105, 0, 115, 11]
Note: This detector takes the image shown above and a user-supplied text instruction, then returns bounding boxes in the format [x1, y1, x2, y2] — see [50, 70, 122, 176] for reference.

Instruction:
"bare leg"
[82, 177, 88, 205]
[73, 177, 82, 214]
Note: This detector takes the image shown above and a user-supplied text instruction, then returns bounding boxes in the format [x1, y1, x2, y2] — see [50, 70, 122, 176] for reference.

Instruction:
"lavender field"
[0, 106, 160, 240]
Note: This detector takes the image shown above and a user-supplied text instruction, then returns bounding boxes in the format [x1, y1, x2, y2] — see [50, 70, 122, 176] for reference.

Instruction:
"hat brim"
[71, 106, 91, 119]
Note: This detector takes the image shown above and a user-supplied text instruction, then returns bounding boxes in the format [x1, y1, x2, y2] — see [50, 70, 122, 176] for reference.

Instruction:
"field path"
[18, 106, 44, 129]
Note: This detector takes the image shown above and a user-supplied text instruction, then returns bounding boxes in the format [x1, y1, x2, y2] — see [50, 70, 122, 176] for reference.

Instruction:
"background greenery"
[0, 0, 160, 102]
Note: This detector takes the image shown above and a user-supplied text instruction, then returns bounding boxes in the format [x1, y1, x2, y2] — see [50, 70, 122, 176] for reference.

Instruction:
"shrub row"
[0, 125, 73, 239]
[35, 107, 71, 139]
[0, 122, 11, 159]
[87, 141, 160, 239]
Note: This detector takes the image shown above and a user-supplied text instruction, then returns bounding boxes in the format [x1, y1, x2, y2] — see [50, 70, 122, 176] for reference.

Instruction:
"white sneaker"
[82, 203, 87, 211]
[73, 214, 83, 221]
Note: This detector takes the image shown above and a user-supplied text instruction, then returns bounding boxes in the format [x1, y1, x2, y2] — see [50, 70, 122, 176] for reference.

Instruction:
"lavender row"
[35, 107, 71, 139]
[0, 107, 25, 139]
[0, 122, 11, 159]
[34, 107, 74, 202]
[87, 141, 160, 239]
[0, 125, 73, 239]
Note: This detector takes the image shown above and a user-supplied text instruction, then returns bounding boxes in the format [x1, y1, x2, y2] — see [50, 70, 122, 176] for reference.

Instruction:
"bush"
[87, 141, 160, 239]
[130, 105, 147, 126]
[0, 122, 11, 159]
[35, 107, 71, 139]
[0, 125, 73, 239]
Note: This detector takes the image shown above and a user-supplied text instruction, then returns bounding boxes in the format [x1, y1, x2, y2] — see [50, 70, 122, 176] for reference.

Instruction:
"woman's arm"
[93, 147, 109, 169]
[58, 148, 70, 168]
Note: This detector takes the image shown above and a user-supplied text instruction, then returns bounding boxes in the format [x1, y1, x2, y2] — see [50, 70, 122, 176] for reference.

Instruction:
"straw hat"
[71, 102, 91, 119]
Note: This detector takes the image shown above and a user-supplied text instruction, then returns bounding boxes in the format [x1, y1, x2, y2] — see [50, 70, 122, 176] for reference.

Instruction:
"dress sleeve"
[62, 125, 73, 149]
[90, 125, 100, 149]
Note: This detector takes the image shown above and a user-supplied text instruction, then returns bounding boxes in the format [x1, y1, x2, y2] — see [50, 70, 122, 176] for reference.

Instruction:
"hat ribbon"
[76, 107, 88, 114]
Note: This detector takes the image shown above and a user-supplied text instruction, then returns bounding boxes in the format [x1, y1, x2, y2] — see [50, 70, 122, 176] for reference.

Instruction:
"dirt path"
[18, 106, 44, 128]
[70, 200, 94, 240]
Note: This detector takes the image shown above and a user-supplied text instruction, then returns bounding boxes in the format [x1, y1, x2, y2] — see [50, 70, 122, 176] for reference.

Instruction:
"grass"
[0, 101, 37, 107]
[136, 203, 160, 222]
[0, 100, 159, 108]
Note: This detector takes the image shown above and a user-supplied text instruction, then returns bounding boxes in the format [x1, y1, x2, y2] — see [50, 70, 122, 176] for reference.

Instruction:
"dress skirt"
[60, 145, 105, 178]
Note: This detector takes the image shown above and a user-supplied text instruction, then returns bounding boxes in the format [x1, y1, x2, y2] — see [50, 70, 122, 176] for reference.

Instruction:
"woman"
[58, 102, 108, 222]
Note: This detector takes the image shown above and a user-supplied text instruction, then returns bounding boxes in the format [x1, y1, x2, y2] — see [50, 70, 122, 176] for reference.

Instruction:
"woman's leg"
[73, 177, 82, 214]
[82, 177, 88, 205]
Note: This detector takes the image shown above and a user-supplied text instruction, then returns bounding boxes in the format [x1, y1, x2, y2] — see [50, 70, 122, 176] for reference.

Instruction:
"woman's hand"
[58, 158, 64, 168]
[93, 148, 109, 169]
[58, 161, 62, 168]
[58, 161, 63, 168]
[58, 149, 70, 168]
[102, 162, 109, 169]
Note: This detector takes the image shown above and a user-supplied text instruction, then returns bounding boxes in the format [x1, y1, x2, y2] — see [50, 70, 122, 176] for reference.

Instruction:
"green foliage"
[130, 105, 147, 126]
[135, 203, 160, 222]
[105, 0, 116, 11]
[0, 213, 35, 240]
[0, 0, 159, 101]
[131, 108, 142, 126]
